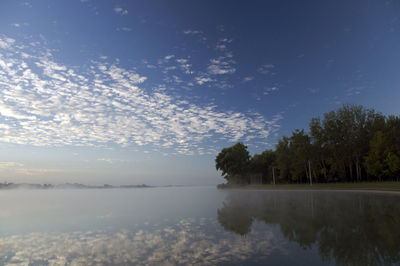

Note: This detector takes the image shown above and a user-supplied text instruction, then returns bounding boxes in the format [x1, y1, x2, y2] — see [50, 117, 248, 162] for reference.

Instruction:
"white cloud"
[219, 38, 232, 43]
[195, 76, 214, 85]
[216, 44, 226, 50]
[257, 64, 275, 74]
[346, 87, 363, 96]
[0, 161, 24, 168]
[183, 29, 202, 35]
[182, 30, 207, 42]
[175, 58, 193, 74]
[242, 76, 254, 82]
[0, 36, 15, 49]
[215, 38, 232, 51]
[263, 87, 279, 95]
[14, 167, 60, 176]
[207, 38, 236, 76]
[98, 158, 115, 164]
[164, 55, 175, 60]
[116, 27, 132, 32]
[0, 161, 60, 176]
[0, 35, 280, 154]
[114, 7, 128, 15]
[176, 59, 187, 64]
[0, 100, 36, 120]
[207, 57, 236, 75]
[164, 74, 183, 84]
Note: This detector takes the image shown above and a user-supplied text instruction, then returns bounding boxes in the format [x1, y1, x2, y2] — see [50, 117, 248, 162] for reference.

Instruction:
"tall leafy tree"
[289, 129, 312, 183]
[365, 116, 400, 181]
[275, 136, 293, 183]
[385, 116, 400, 180]
[314, 104, 384, 182]
[364, 131, 389, 181]
[215, 142, 250, 184]
[250, 149, 277, 183]
[310, 118, 329, 182]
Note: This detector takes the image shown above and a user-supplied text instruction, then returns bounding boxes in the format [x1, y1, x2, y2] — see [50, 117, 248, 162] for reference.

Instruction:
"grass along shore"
[217, 181, 400, 191]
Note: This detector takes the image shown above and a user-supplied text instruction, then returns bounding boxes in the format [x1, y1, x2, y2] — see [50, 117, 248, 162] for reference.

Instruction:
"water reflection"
[0, 218, 285, 265]
[217, 190, 400, 265]
[1, 188, 399, 265]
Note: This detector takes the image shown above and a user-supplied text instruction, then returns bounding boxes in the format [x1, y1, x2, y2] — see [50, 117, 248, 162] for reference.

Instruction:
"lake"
[0, 187, 399, 265]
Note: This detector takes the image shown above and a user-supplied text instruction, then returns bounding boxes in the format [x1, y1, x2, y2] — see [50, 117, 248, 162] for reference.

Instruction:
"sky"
[0, 0, 399, 186]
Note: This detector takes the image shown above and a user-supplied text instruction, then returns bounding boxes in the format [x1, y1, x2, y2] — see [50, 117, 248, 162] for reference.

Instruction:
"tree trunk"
[349, 162, 353, 182]
[272, 167, 276, 185]
[341, 160, 347, 181]
[356, 161, 360, 182]
[305, 165, 309, 184]
[322, 161, 327, 181]
[355, 158, 361, 182]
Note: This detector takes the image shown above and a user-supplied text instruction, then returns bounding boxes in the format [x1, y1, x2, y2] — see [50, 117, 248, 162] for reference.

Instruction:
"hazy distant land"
[0, 182, 153, 190]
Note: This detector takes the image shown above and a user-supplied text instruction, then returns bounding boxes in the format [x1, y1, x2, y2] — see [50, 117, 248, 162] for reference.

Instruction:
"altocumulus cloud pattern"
[0, 35, 279, 154]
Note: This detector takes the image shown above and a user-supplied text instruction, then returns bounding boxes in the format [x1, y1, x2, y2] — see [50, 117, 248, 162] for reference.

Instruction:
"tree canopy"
[215, 142, 251, 184]
[216, 105, 400, 184]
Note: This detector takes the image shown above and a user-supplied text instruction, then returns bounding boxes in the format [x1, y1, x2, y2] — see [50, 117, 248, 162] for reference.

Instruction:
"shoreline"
[217, 182, 400, 194]
[224, 188, 400, 195]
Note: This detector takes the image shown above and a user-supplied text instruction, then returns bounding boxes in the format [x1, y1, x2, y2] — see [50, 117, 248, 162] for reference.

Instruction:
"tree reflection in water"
[217, 190, 400, 265]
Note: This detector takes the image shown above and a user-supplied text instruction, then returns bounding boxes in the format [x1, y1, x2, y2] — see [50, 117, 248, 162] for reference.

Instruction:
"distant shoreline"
[0, 183, 154, 190]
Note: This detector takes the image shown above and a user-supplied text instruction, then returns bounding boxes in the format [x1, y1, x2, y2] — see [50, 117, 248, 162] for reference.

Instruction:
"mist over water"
[0, 188, 399, 265]
[0, 187, 224, 234]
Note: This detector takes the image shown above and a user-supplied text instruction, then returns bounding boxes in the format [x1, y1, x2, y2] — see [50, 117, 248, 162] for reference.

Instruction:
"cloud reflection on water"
[0, 218, 285, 266]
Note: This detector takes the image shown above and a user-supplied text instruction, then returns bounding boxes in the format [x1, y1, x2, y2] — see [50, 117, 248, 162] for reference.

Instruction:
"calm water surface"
[0, 187, 399, 265]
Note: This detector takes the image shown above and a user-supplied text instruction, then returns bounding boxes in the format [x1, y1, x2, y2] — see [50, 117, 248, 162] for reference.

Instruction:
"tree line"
[215, 104, 400, 184]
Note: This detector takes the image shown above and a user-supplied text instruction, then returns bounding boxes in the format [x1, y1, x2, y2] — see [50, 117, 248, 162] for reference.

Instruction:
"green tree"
[364, 131, 389, 181]
[313, 104, 383, 182]
[385, 115, 400, 152]
[386, 152, 400, 180]
[385, 116, 400, 181]
[275, 130, 312, 183]
[310, 117, 329, 182]
[364, 115, 400, 181]
[215, 142, 250, 184]
[275, 136, 293, 183]
[250, 149, 276, 183]
[289, 129, 312, 183]
[216, 106, 398, 184]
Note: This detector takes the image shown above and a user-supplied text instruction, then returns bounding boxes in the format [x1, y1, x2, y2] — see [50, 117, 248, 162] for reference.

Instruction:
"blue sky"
[0, 0, 399, 185]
